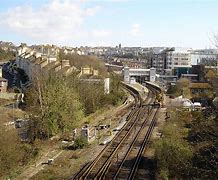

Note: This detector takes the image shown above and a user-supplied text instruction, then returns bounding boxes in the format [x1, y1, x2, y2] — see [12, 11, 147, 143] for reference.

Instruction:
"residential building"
[63, 47, 75, 54]
[151, 47, 173, 74]
[16, 43, 61, 80]
[80, 66, 99, 76]
[0, 41, 16, 51]
[166, 47, 192, 72]
[191, 49, 218, 65]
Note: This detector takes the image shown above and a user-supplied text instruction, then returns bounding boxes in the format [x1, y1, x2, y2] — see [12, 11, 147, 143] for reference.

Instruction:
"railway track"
[72, 84, 160, 180]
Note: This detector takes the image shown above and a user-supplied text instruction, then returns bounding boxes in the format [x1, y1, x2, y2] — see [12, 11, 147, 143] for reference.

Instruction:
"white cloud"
[130, 23, 142, 36]
[0, 0, 102, 45]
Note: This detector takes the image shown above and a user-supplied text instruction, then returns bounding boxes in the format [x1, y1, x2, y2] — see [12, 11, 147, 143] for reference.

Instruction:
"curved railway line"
[72, 83, 161, 180]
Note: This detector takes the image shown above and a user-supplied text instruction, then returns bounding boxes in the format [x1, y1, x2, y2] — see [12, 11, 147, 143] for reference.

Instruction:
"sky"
[0, 0, 218, 48]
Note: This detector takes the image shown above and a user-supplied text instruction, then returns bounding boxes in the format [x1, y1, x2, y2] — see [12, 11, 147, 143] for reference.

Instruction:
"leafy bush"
[155, 109, 193, 179]
[73, 136, 88, 149]
[155, 138, 193, 179]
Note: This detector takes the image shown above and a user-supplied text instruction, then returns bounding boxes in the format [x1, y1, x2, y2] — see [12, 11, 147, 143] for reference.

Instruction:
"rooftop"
[190, 83, 212, 89]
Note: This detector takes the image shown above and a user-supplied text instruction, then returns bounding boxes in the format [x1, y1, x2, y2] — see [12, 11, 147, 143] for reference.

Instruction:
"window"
[181, 63, 188, 65]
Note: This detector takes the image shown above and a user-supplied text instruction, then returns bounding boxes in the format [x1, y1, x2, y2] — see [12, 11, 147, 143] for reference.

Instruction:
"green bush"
[155, 138, 193, 179]
[73, 136, 88, 149]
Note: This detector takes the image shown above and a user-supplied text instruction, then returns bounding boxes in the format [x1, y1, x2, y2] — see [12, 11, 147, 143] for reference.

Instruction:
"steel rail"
[128, 107, 159, 180]
[72, 108, 139, 180]
[72, 84, 160, 180]
[93, 89, 156, 179]
[98, 87, 158, 180]
[72, 84, 143, 180]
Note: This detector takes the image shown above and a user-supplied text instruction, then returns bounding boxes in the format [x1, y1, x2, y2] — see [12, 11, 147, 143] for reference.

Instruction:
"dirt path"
[16, 144, 63, 180]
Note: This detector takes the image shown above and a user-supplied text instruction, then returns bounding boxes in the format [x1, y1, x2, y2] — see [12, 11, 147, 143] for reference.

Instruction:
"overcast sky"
[0, 0, 217, 48]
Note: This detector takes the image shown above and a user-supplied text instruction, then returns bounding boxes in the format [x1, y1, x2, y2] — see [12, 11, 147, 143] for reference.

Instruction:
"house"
[81, 66, 93, 75]
[80, 66, 99, 76]
[189, 83, 213, 98]
[93, 69, 99, 76]
[63, 47, 76, 54]
[76, 49, 84, 55]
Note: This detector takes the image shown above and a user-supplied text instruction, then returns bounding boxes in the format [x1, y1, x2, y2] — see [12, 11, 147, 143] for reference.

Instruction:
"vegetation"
[188, 108, 218, 179]
[75, 81, 104, 115]
[58, 50, 107, 77]
[25, 72, 84, 138]
[155, 109, 193, 179]
[155, 107, 218, 179]
[0, 48, 15, 61]
[24, 62, 125, 138]
[167, 77, 214, 104]
[73, 136, 88, 149]
[167, 78, 191, 98]
[0, 52, 125, 177]
[0, 124, 38, 178]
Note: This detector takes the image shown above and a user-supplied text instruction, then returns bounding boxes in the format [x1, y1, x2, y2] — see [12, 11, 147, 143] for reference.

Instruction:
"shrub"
[73, 136, 88, 149]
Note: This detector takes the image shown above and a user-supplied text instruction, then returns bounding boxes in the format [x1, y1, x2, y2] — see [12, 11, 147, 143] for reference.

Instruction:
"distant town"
[1, 40, 218, 91]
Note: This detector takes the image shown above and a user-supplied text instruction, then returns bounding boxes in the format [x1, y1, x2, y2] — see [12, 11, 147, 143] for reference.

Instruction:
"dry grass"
[30, 143, 104, 180]
[0, 98, 13, 106]
[0, 107, 25, 124]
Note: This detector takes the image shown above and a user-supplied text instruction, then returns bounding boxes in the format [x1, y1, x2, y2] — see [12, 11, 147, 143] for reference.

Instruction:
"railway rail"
[72, 83, 160, 180]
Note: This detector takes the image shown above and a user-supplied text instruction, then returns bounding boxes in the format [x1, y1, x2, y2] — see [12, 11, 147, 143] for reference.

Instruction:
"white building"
[191, 49, 218, 65]
[166, 47, 192, 70]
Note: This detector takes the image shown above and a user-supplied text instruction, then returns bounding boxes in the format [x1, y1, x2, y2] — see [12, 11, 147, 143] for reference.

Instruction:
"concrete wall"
[123, 67, 130, 83]
[104, 78, 110, 94]
[150, 68, 156, 82]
